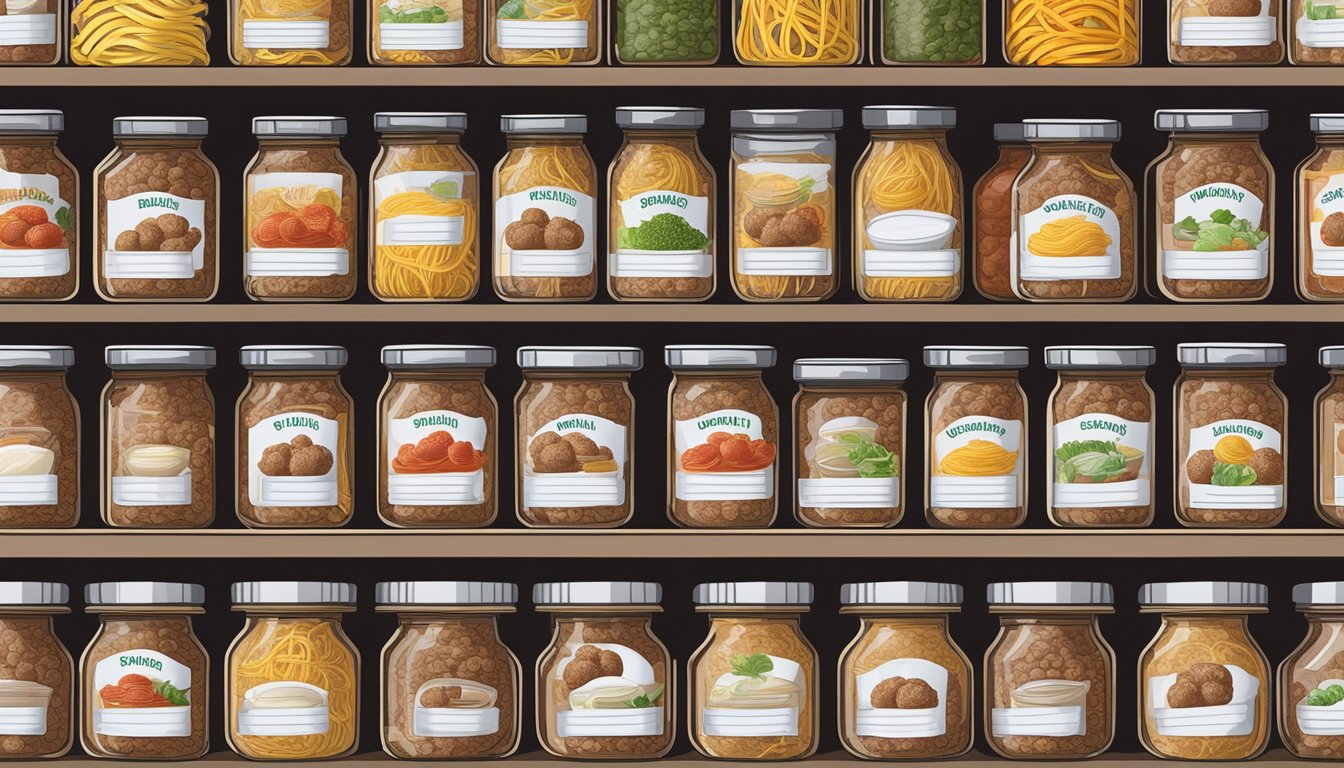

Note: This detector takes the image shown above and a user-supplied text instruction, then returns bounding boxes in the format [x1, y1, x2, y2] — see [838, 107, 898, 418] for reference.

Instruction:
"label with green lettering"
[92, 648, 192, 737]
[249, 410, 340, 507]
[523, 413, 625, 509]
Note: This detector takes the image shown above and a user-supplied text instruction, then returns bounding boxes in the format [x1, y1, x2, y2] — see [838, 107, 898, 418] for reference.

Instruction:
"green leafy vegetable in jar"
[883, 0, 981, 63]
[616, 0, 719, 62]
[617, 212, 710, 251]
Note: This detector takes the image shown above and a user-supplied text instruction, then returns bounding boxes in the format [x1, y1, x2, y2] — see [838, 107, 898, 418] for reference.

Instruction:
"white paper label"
[1164, 183, 1269, 281]
[798, 415, 899, 508]
[93, 649, 192, 737]
[374, 170, 470, 248]
[242, 18, 331, 48]
[674, 409, 775, 502]
[1052, 413, 1151, 508]
[930, 415, 1022, 508]
[1149, 664, 1260, 737]
[495, 19, 588, 47]
[991, 678, 1087, 737]
[611, 189, 711, 278]
[495, 187, 594, 278]
[861, 208, 959, 278]
[1311, 172, 1344, 276]
[702, 654, 803, 737]
[378, 0, 465, 49]
[1298, 10, 1344, 48]
[1017, 195, 1121, 281]
[855, 659, 949, 739]
[386, 409, 488, 506]
[1178, 3, 1276, 46]
[0, 12, 55, 45]
[104, 192, 205, 279]
[736, 160, 832, 276]
[248, 411, 340, 507]
[246, 172, 349, 277]
[523, 413, 625, 509]
[237, 681, 330, 737]
[1185, 419, 1283, 509]
[555, 643, 663, 737]
[0, 170, 71, 278]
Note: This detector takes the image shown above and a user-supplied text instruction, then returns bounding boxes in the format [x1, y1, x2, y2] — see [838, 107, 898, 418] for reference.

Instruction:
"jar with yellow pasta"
[71, 0, 208, 65]
[485, 0, 599, 64]
[1139, 581, 1271, 761]
[230, 0, 351, 64]
[733, 0, 858, 63]
[368, 0, 480, 63]
[1280, 582, 1344, 759]
[1004, 0, 1139, 65]
[226, 581, 360, 761]
[731, 109, 840, 302]
[853, 106, 962, 303]
[370, 113, 479, 303]
[1297, 115, 1344, 303]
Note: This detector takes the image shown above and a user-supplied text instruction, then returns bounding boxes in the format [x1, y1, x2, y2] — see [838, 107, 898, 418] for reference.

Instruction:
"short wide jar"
[1169, 0, 1283, 63]
[1315, 346, 1344, 527]
[0, 110, 77, 302]
[0, 346, 79, 528]
[0, 582, 73, 760]
[1280, 582, 1344, 759]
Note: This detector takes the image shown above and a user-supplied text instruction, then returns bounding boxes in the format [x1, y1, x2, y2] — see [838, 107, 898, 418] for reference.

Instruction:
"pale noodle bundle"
[613, 143, 707, 232]
[1028, 215, 1111, 257]
[939, 439, 1018, 476]
[375, 192, 478, 300]
[1005, 0, 1139, 65]
[235, 0, 343, 64]
[492, 0, 594, 64]
[71, 0, 210, 65]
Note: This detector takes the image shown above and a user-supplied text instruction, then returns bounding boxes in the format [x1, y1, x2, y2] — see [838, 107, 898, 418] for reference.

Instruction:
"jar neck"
[855, 612, 952, 630]
[95, 610, 200, 623]
[116, 137, 203, 151]
[396, 612, 502, 627]
[259, 137, 341, 149]
[871, 129, 947, 142]
[996, 144, 1030, 163]
[705, 611, 806, 623]
[248, 369, 342, 382]
[675, 369, 764, 382]
[523, 370, 631, 383]
[997, 614, 1102, 627]
[623, 128, 699, 142]
[507, 134, 583, 149]
[800, 382, 901, 395]
[112, 370, 208, 382]
[933, 369, 1020, 383]
[1057, 370, 1146, 383]
[1180, 367, 1276, 381]
[1030, 141, 1116, 160]
[1317, 134, 1344, 149]
[1170, 132, 1261, 146]
[389, 369, 486, 383]
[242, 610, 349, 621]
[1156, 613, 1255, 630]
[0, 370, 67, 383]
[378, 132, 462, 147]
[1303, 610, 1344, 626]
[0, 134, 58, 148]
[550, 609, 656, 624]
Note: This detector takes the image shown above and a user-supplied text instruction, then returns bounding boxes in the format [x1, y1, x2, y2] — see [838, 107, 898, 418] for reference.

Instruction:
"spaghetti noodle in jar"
[368, 0, 479, 63]
[1280, 582, 1344, 758]
[1169, 0, 1283, 63]
[226, 581, 359, 761]
[71, 0, 208, 65]
[0, 111, 77, 302]
[230, 0, 351, 64]
[1004, 0, 1140, 65]
[0, 582, 73, 760]
[485, 0, 598, 63]
[973, 123, 1028, 301]
[1297, 115, 1344, 302]
[732, 0, 858, 63]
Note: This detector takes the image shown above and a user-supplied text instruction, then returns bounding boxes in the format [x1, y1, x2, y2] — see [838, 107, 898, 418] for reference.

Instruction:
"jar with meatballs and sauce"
[1169, 0, 1283, 63]
[243, 116, 358, 302]
[730, 109, 841, 302]
[515, 346, 640, 528]
[0, 582, 73, 760]
[378, 345, 497, 529]
[1012, 118, 1137, 302]
[1044, 345, 1156, 528]
[0, 110, 76, 302]
[1139, 581, 1271, 761]
[973, 123, 1028, 302]
[607, 106, 715, 302]
[985, 581, 1115, 760]
[793, 357, 906, 528]
[368, 0, 479, 63]
[1175, 342, 1286, 528]
[923, 345, 1028, 529]
[690, 581, 818, 760]
[236, 345, 353, 528]
[80, 582, 209, 761]
[1297, 115, 1344, 302]
[377, 581, 521, 760]
[0, 346, 78, 529]
[101, 346, 215, 529]
[1316, 347, 1344, 527]
[1280, 582, 1344, 759]
[838, 581, 973, 761]
[230, 0, 352, 64]
[534, 582, 673, 760]
[1151, 109, 1273, 303]
[667, 345, 779, 528]
[93, 117, 218, 301]
[494, 115, 597, 301]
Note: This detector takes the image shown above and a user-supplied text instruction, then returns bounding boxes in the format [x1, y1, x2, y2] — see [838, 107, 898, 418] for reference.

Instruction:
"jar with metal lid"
[793, 357, 906, 528]
[0, 0, 59, 64]
[0, 582, 73, 759]
[230, 0, 352, 64]
[1139, 581, 1271, 761]
[838, 581, 973, 761]
[368, 0, 479, 63]
[370, 112, 480, 302]
[881, 0, 981, 64]
[485, 0, 599, 64]
[1316, 346, 1344, 527]
[516, 346, 640, 527]
[101, 345, 215, 529]
[732, 0, 859, 63]
[1175, 342, 1286, 528]
[615, 0, 718, 63]
[1297, 114, 1344, 302]
[534, 581, 672, 759]
[1012, 119, 1136, 302]
[493, 115, 597, 302]
[853, 106, 962, 303]
[985, 581, 1115, 760]
[1150, 109, 1273, 303]
[1280, 582, 1344, 758]
[1169, 0, 1283, 63]
[923, 345, 1028, 529]
[730, 109, 841, 302]
[226, 581, 359, 761]
[378, 581, 521, 760]
[607, 106, 715, 303]
[690, 581, 818, 760]
[1004, 0, 1138, 64]
[973, 123, 1028, 302]
[236, 345, 353, 528]
[243, 116, 357, 302]
[80, 581, 209, 761]
[1045, 345, 1156, 528]
[667, 345, 779, 528]
[378, 344, 497, 528]
[0, 110, 76, 302]
[0, 346, 78, 528]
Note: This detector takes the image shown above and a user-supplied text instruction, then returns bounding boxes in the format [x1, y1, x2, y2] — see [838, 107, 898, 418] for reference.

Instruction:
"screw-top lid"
[1045, 346, 1156, 370]
[0, 346, 73, 370]
[533, 582, 662, 605]
[731, 109, 844, 132]
[374, 112, 467, 133]
[1139, 581, 1268, 606]
[987, 581, 1114, 605]
[1023, 119, 1121, 142]
[517, 346, 643, 371]
[615, 106, 704, 129]
[240, 345, 347, 370]
[1154, 109, 1268, 133]
[232, 581, 357, 605]
[993, 122, 1026, 143]
[382, 345, 495, 369]
[924, 345, 1029, 370]
[86, 582, 205, 606]
[113, 116, 208, 137]
[0, 582, 68, 606]
[793, 358, 908, 384]
[1294, 582, 1344, 607]
[1311, 114, 1344, 134]
[1176, 342, 1286, 368]
[862, 106, 955, 130]
[106, 345, 216, 370]
[841, 581, 963, 606]
[693, 581, 814, 606]
[1321, 346, 1344, 368]
[0, 109, 62, 133]
[500, 114, 587, 134]
[665, 345, 777, 370]
[253, 116, 347, 138]
[376, 581, 518, 605]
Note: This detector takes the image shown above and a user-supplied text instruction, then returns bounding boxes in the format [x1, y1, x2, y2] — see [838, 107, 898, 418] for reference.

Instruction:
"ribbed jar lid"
[240, 345, 347, 370]
[382, 345, 495, 369]
[1154, 109, 1268, 133]
[374, 112, 467, 133]
[1176, 342, 1286, 368]
[517, 346, 642, 371]
[993, 122, 1026, 143]
[1293, 582, 1344, 606]
[113, 116, 208, 137]
[1023, 118, 1121, 142]
[86, 582, 205, 606]
[862, 105, 955, 130]
[0, 582, 68, 605]
[693, 581, 814, 606]
[1311, 114, 1344, 134]
[376, 581, 518, 605]
[533, 582, 662, 605]
[500, 114, 587, 134]
[232, 581, 357, 605]
[616, 106, 704, 129]
[0, 346, 73, 370]
[1321, 346, 1344, 368]
[731, 109, 844, 132]
[665, 345, 776, 370]
[106, 345, 215, 370]
[987, 581, 1114, 605]
[793, 358, 908, 384]
[924, 345, 1029, 370]
[1139, 581, 1268, 606]
[1045, 346, 1156, 370]
[253, 116, 347, 137]
[0, 109, 62, 133]
[841, 581, 962, 606]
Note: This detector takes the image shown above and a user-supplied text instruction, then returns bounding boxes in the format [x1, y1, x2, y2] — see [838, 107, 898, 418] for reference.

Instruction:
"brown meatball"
[135, 219, 165, 250]
[520, 207, 550, 227]
[291, 435, 314, 449]
[1323, 213, 1344, 248]
[598, 650, 623, 677]
[160, 236, 194, 252]
[289, 445, 334, 477]
[529, 432, 563, 464]
[870, 676, 907, 709]
[536, 441, 580, 473]
[743, 208, 778, 240]
[793, 207, 821, 227]
[1167, 679, 1203, 709]
[421, 685, 461, 708]
[777, 211, 820, 246]
[543, 217, 584, 250]
[895, 678, 939, 709]
[1208, 0, 1259, 14]
[1189, 663, 1232, 688]
[1201, 680, 1234, 706]
[562, 433, 600, 457]
[114, 231, 141, 251]
[758, 217, 792, 248]
[574, 644, 601, 663]
[563, 659, 601, 690]
[1248, 448, 1283, 485]
[156, 213, 190, 238]
[259, 444, 292, 476]
[505, 221, 546, 250]
[1186, 449, 1216, 484]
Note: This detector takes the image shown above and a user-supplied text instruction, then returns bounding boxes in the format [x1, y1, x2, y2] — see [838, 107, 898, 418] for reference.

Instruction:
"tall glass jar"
[730, 109, 841, 302]
[1004, 0, 1138, 64]
[0, 0, 59, 64]
[1151, 110, 1273, 303]
[0, 110, 76, 302]
[1139, 581, 1271, 761]
[230, 0, 352, 64]
[1169, 0, 1283, 63]
[973, 123, 1028, 302]
[690, 581, 818, 760]
[368, 0, 480, 63]
[484, 0, 599, 64]
[1297, 114, 1344, 302]
[243, 116, 358, 302]
[0, 346, 78, 529]
[369, 112, 480, 302]
[732, 0, 859, 63]
[1316, 346, 1344, 527]
[0, 582, 72, 760]
[881, 0, 981, 63]
[607, 106, 715, 302]
[838, 581, 973, 761]
[101, 345, 215, 529]
[226, 581, 359, 761]
[1290, 0, 1344, 62]
[70, 0, 208, 64]
[614, 0, 717, 62]
[1280, 582, 1344, 759]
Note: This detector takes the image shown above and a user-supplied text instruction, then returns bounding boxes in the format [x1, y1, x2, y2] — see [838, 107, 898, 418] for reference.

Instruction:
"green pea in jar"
[881, 0, 983, 65]
[615, 0, 720, 63]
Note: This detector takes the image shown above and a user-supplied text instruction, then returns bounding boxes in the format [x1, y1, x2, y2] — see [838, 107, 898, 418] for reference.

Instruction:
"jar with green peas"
[615, 0, 720, 64]
[880, 0, 983, 65]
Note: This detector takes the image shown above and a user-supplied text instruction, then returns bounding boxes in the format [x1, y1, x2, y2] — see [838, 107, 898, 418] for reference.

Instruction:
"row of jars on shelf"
[7, 107, 1344, 305]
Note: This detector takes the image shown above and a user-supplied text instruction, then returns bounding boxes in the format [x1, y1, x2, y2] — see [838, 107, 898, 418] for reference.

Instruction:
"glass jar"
[1290, 0, 1344, 62]
[230, 0, 351, 64]
[236, 345, 354, 528]
[378, 344, 497, 528]
[93, 117, 219, 302]
[0, 582, 73, 760]
[1139, 581, 1271, 761]
[484, 0, 598, 64]
[793, 357, 906, 528]
[732, 0, 859, 63]
[1004, 0, 1138, 64]
[0, 0, 59, 64]
[923, 345, 1028, 529]
[0, 346, 78, 529]
[1175, 343, 1286, 528]
[493, 115, 597, 302]
[615, 0, 717, 62]
[853, 106, 962, 303]
[516, 346, 640, 527]
[243, 116, 357, 302]
[973, 123, 1028, 302]
[80, 582, 209, 761]
[1280, 582, 1344, 759]
[1012, 119, 1137, 303]
[70, 0, 208, 64]
[534, 581, 672, 759]
[881, 0, 981, 63]
[370, 112, 480, 302]
[731, 109, 840, 302]
[838, 581, 972, 760]
[690, 581, 818, 760]
[1151, 110, 1273, 303]
[368, 0, 480, 63]
[607, 106, 715, 302]
[1044, 345, 1156, 528]
[377, 581, 521, 760]
[0, 110, 76, 302]
[226, 581, 359, 761]
[101, 346, 215, 529]
[1297, 114, 1344, 302]
[985, 581, 1115, 760]
[1316, 347, 1344, 527]
[1169, 0, 1283, 63]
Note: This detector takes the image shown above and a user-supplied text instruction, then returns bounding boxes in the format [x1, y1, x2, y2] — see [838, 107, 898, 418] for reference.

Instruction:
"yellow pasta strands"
[857, 139, 959, 300]
[1028, 215, 1111, 257]
[375, 193, 479, 300]
[1005, 0, 1138, 66]
[492, 0, 594, 64]
[939, 439, 1018, 476]
[734, 152, 834, 300]
[1213, 435, 1253, 465]
[615, 144, 705, 200]
[735, 0, 858, 64]
[71, 0, 210, 65]
[496, 144, 595, 298]
[234, 0, 345, 64]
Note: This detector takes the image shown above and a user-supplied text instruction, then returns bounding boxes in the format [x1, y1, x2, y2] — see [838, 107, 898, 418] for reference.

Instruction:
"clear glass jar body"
[1168, 0, 1284, 63]
[881, 0, 982, 63]
[70, 0, 208, 64]
[925, 369, 1027, 528]
[369, 132, 481, 302]
[243, 138, 358, 302]
[1279, 610, 1344, 758]
[615, 0, 718, 62]
[731, 0, 859, 63]
[973, 143, 1029, 302]
[1290, 0, 1344, 63]
[368, 0, 481, 63]
[0, 134, 77, 301]
[0, 369, 78, 528]
[230, 0, 353, 64]
[793, 381, 904, 527]
[1004, 0, 1138, 64]
[1315, 371, 1344, 527]
[0, 609, 73, 758]
[731, 130, 837, 302]
[0, 0, 60, 64]
[1297, 134, 1344, 302]
[607, 128, 716, 302]
[484, 0, 599, 63]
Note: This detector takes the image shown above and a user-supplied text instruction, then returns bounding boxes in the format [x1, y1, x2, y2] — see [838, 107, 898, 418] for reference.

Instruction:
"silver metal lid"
[1320, 346, 1344, 368]
[1023, 119, 1121, 142]
[240, 345, 347, 370]
[86, 582, 205, 606]
[693, 581, 815, 606]
[252, 116, 347, 138]
[731, 109, 844, 132]
[1176, 343, 1286, 368]
[232, 581, 357, 605]
[0, 109, 63, 133]
[994, 122, 1026, 143]
[1294, 582, 1344, 606]
[924, 345, 1029, 370]
[1311, 114, 1344, 134]
[862, 105, 956, 130]
[0, 582, 68, 606]
[106, 345, 216, 370]
[376, 581, 518, 606]
[665, 345, 777, 370]
[1044, 346, 1156, 370]
[0, 346, 73, 370]
[500, 114, 587, 134]
[374, 112, 467, 133]
[1139, 581, 1268, 606]
[517, 346, 643, 371]
[987, 581, 1114, 605]
[382, 345, 496, 369]
[793, 358, 908, 384]
[113, 116, 208, 137]
[533, 582, 662, 606]
[841, 581, 962, 606]
[616, 106, 704, 129]
[1154, 109, 1268, 133]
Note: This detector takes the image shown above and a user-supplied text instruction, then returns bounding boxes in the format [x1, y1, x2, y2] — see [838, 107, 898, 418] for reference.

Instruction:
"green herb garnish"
[1171, 210, 1268, 253]
[496, 0, 526, 18]
[1211, 461, 1257, 487]
[730, 653, 773, 680]
[836, 432, 897, 479]
[618, 213, 708, 251]
[1308, 684, 1344, 707]
[152, 680, 190, 707]
[429, 178, 460, 200]
[1054, 440, 1131, 483]
[379, 3, 451, 21]
[624, 683, 664, 708]
[55, 207, 74, 239]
